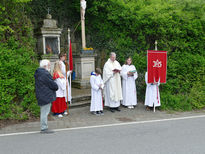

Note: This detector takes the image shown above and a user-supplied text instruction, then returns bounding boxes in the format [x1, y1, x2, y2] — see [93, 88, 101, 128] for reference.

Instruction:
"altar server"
[59, 52, 72, 103]
[145, 72, 161, 109]
[90, 68, 104, 115]
[51, 61, 67, 117]
[121, 57, 138, 109]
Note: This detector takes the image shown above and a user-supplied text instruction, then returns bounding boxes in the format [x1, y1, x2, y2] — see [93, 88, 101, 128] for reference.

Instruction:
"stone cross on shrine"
[47, 7, 50, 15]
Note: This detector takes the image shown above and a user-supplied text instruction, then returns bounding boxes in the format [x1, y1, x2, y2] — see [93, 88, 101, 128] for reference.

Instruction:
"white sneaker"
[131, 106, 134, 109]
[128, 106, 132, 109]
[58, 114, 63, 118]
[64, 111, 68, 115]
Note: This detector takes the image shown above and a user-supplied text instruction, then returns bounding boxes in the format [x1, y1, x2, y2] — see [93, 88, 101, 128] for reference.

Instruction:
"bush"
[0, 0, 39, 120]
[0, 40, 39, 120]
[87, 0, 205, 111]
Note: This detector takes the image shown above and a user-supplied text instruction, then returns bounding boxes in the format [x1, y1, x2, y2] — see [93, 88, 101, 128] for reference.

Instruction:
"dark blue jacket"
[34, 68, 58, 106]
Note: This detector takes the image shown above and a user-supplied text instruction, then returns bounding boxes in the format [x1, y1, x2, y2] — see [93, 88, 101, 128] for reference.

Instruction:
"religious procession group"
[90, 52, 160, 116]
[34, 52, 160, 133]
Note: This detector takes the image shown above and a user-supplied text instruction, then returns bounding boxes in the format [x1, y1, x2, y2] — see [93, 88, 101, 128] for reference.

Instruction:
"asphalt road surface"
[0, 115, 205, 154]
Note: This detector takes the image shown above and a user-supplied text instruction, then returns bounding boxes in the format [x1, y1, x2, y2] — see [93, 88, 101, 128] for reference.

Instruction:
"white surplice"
[121, 64, 138, 106]
[103, 58, 123, 108]
[55, 77, 66, 97]
[59, 61, 72, 102]
[145, 72, 161, 107]
[90, 74, 104, 112]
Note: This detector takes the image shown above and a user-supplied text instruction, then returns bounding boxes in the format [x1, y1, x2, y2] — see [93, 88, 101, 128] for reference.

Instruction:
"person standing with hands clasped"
[121, 57, 138, 109]
[90, 68, 104, 115]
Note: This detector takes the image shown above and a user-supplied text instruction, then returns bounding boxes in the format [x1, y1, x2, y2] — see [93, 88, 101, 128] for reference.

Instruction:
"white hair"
[40, 59, 50, 68]
[110, 52, 116, 57]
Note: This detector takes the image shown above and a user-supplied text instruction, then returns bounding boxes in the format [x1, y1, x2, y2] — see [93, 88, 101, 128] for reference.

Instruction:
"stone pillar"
[43, 36, 46, 54]
[72, 53, 97, 89]
[57, 36, 60, 54]
[80, 0, 86, 49]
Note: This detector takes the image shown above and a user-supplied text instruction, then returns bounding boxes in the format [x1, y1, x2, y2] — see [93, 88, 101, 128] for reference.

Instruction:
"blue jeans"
[40, 103, 51, 131]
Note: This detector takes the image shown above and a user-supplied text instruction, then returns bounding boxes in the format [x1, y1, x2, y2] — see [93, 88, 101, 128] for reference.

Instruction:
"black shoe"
[40, 129, 54, 134]
[96, 111, 101, 116]
[110, 108, 115, 113]
[100, 111, 104, 115]
[115, 107, 121, 112]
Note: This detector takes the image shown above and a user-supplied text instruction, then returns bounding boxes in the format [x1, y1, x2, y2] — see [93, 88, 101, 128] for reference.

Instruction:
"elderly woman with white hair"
[34, 59, 58, 134]
[103, 52, 123, 113]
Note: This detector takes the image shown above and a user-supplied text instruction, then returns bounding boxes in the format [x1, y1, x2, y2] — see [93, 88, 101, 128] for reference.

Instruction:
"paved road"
[1, 103, 205, 135]
[0, 115, 205, 154]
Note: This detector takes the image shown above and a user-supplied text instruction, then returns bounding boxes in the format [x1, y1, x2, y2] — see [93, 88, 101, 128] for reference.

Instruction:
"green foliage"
[86, 0, 205, 110]
[0, 40, 39, 120]
[26, 0, 80, 27]
[189, 81, 205, 109]
[0, 0, 39, 120]
[0, 0, 204, 120]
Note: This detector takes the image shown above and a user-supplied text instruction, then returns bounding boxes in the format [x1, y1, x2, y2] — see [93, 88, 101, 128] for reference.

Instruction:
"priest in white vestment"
[121, 57, 138, 109]
[103, 52, 123, 112]
[145, 72, 161, 109]
[90, 68, 104, 115]
[59, 53, 72, 103]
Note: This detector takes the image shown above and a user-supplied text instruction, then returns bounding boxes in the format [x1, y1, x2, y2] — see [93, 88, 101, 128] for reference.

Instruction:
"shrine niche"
[37, 13, 62, 55]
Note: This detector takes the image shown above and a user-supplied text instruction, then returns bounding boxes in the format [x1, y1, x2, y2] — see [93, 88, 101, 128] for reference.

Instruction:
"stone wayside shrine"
[37, 13, 62, 72]
[37, 1, 96, 89]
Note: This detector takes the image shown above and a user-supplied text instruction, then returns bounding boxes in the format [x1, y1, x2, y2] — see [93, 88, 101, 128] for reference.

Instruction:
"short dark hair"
[95, 68, 102, 74]
[59, 52, 66, 59]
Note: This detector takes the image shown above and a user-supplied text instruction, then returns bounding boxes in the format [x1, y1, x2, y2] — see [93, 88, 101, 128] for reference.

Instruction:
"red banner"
[147, 50, 167, 83]
[69, 40, 73, 71]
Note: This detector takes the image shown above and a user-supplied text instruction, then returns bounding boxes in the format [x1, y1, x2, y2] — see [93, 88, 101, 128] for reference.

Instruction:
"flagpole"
[155, 40, 158, 50]
[154, 40, 158, 113]
[65, 50, 69, 114]
[68, 28, 72, 104]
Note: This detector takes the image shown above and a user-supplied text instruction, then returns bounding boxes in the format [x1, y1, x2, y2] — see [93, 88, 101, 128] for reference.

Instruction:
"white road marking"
[0, 114, 205, 137]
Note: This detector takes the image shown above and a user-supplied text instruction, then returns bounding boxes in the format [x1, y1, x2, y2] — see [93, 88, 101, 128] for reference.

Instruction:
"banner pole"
[65, 52, 69, 114]
[154, 40, 157, 113]
[155, 40, 158, 50]
[68, 28, 72, 104]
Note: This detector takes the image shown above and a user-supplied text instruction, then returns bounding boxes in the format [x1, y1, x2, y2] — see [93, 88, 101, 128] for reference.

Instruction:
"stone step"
[72, 95, 91, 103]
[68, 94, 91, 109]
[69, 100, 90, 109]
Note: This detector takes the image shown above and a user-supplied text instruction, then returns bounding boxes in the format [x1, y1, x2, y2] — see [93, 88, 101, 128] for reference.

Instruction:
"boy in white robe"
[59, 53, 72, 106]
[121, 57, 138, 109]
[90, 68, 104, 115]
[145, 72, 161, 110]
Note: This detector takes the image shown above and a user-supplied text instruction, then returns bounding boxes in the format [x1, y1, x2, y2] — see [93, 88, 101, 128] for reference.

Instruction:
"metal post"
[155, 40, 158, 51]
